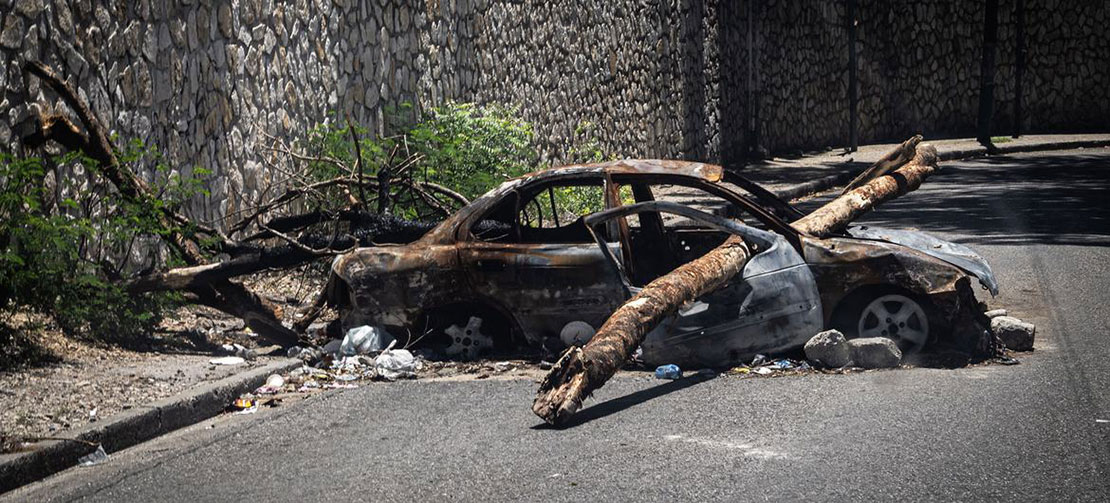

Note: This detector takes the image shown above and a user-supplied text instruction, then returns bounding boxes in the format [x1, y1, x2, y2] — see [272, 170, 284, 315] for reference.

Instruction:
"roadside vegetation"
[1, 99, 608, 369]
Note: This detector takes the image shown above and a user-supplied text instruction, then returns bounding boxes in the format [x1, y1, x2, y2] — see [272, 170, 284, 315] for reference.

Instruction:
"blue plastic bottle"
[655, 364, 682, 379]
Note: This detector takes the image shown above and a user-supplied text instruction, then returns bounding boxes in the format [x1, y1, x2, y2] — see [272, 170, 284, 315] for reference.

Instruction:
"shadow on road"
[795, 153, 1110, 247]
[532, 373, 717, 430]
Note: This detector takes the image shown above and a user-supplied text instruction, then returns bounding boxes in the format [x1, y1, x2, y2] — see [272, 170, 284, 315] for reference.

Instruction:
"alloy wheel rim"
[857, 294, 929, 352]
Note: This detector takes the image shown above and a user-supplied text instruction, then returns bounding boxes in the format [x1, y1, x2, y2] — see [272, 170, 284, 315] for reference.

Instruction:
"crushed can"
[655, 364, 682, 380]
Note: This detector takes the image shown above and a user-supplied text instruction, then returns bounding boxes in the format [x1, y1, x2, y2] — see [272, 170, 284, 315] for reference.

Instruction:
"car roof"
[420, 160, 752, 244]
[523, 159, 724, 183]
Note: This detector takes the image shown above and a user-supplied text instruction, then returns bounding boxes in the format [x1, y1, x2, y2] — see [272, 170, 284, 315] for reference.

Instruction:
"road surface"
[6, 149, 1110, 502]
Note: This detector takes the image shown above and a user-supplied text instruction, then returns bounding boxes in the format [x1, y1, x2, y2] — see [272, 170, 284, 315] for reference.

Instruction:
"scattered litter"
[341, 325, 394, 355]
[209, 356, 246, 366]
[771, 359, 795, 370]
[265, 374, 285, 388]
[78, 444, 109, 466]
[375, 347, 420, 380]
[286, 346, 321, 362]
[753, 367, 774, 375]
[321, 339, 343, 355]
[995, 356, 1020, 365]
[494, 361, 515, 372]
[219, 343, 257, 360]
[655, 364, 682, 380]
[88, 407, 98, 423]
[539, 361, 554, 370]
[750, 354, 767, 366]
[230, 397, 256, 414]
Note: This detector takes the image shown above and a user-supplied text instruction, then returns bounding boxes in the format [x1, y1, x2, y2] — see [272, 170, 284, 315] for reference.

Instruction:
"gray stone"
[135, 62, 153, 107]
[218, 3, 234, 38]
[143, 25, 158, 61]
[804, 330, 851, 368]
[186, 10, 198, 49]
[262, 26, 276, 54]
[0, 16, 24, 49]
[55, 1, 75, 35]
[15, 0, 44, 17]
[848, 337, 902, 369]
[991, 316, 1036, 352]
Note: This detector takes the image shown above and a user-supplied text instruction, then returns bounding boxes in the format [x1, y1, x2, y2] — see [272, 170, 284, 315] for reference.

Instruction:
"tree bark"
[532, 141, 942, 425]
[794, 143, 939, 237]
[841, 134, 922, 194]
[533, 236, 752, 425]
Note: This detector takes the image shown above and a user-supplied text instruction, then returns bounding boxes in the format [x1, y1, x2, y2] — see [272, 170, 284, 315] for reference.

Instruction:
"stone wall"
[2, 0, 1107, 224]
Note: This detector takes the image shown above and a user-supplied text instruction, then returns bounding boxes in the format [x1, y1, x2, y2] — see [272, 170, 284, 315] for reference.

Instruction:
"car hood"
[847, 225, 999, 296]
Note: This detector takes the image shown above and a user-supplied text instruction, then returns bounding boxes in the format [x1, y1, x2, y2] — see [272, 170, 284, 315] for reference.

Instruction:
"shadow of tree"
[794, 153, 1110, 247]
[532, 373, 717, 430]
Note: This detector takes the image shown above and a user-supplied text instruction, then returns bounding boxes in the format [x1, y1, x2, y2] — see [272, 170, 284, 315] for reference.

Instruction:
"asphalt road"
[7, 149, 1110, 502]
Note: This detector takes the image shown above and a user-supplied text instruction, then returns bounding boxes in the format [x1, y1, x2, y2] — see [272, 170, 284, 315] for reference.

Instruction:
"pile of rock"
[804, 330, 902, 369]
[803, 309, 1036, 369]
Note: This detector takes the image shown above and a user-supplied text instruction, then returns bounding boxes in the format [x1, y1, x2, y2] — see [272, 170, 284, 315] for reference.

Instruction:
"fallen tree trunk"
[533, 141, 942, 425]
[841, 134, 922, 194]
[533, 235, 752, 425]
[794, 143, 939, 237]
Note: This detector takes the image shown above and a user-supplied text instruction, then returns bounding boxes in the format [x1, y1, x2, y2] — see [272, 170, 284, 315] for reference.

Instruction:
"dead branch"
[533, 235, 753, 425]
[23, 61, 300, 346]
[794, 143, 939, 237]
[347, 117, 369, 209]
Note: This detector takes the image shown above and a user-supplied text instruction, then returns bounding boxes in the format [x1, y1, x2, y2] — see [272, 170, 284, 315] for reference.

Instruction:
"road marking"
[1096, 419, 1109, 424]
[663, 434, 791, 460]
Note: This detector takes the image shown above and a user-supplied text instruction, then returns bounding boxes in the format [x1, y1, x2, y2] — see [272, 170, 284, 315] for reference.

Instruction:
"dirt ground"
[0, 315, 287, 441]
[0, 266, 330, 442]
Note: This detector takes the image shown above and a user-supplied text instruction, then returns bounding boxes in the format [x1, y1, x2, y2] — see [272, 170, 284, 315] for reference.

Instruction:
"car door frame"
[452, 173, 629, 345]
[582, 201, 825, 367]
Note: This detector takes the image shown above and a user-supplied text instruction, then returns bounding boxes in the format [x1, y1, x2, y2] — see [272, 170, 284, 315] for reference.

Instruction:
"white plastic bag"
[341, 326, 394, 356]
[375, 349, 418, 380]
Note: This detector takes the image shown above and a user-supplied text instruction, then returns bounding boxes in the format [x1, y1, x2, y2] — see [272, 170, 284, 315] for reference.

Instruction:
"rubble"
[991, 316, 1036, 351]
[804, 330, 852, 368]
[847, 337, 903, 368]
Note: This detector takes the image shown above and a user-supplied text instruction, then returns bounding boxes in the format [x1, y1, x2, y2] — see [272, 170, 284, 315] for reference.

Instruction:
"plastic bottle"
[655, 364, 682, 380]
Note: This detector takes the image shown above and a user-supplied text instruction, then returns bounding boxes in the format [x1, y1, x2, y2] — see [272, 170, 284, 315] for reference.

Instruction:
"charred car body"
[327, 160, 997, 366]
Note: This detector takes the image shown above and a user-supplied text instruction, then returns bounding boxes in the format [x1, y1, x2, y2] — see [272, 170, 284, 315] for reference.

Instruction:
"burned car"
[327, 160, 997, 365]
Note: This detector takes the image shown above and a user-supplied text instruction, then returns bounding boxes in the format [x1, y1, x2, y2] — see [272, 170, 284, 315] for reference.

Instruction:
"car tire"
[832, 287, 934, 354]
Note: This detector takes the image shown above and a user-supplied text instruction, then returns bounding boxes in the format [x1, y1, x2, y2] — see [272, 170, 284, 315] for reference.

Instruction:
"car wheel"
[857, 293, 930, 353]
[834, 288, 933, 354]
[420, 303, 515, 360]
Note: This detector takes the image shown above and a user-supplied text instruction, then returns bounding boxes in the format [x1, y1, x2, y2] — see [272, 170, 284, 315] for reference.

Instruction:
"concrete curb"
[770, 138, 1110, 201]
[0, 358, 303, 493]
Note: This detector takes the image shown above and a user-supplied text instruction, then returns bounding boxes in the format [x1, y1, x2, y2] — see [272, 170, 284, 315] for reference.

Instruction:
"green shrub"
[299, 102, 538, 218]
[0, 144, 194, 344]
